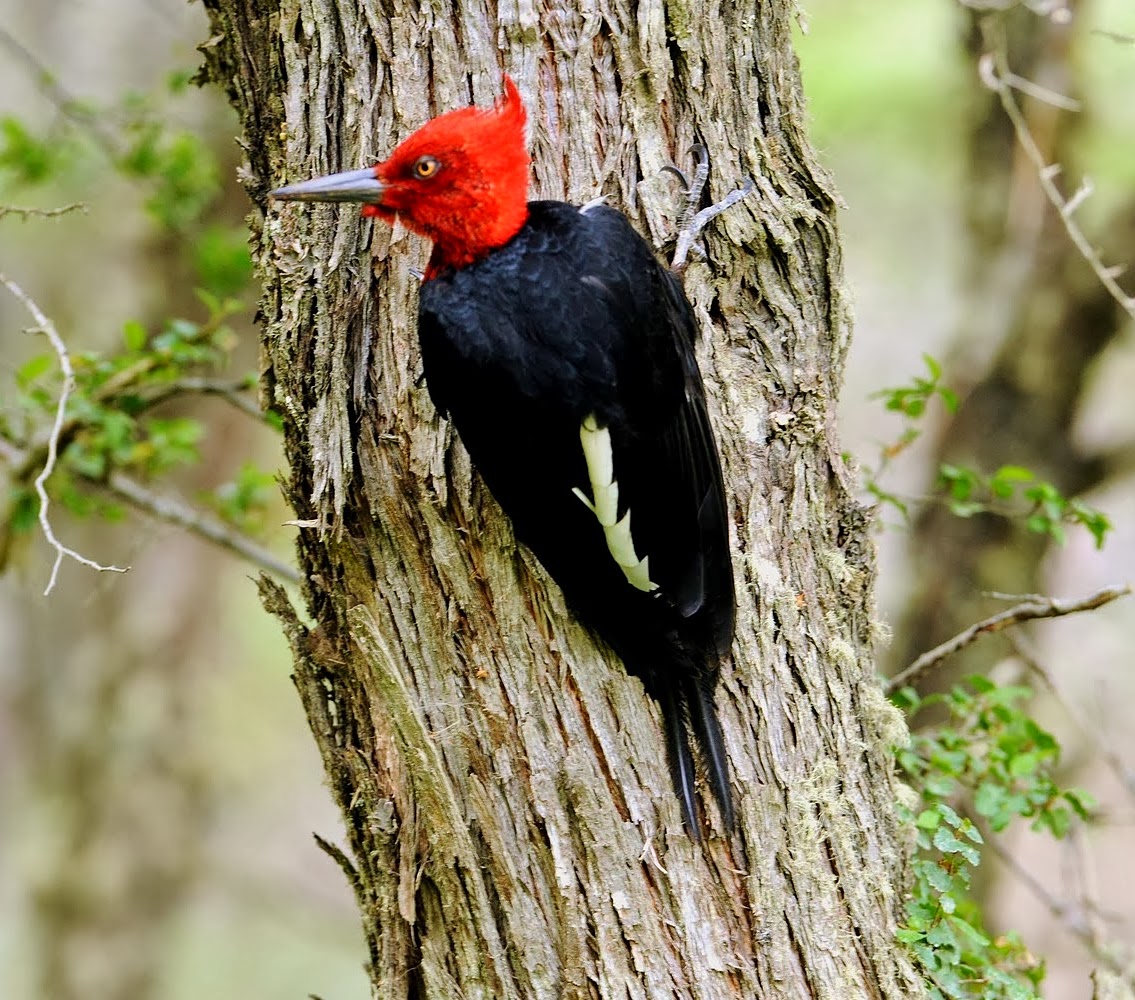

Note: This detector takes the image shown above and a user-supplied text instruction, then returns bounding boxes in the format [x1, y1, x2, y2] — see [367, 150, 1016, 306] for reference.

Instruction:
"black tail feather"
[661, 687, 701, 838]
[684, 675, 735, 831]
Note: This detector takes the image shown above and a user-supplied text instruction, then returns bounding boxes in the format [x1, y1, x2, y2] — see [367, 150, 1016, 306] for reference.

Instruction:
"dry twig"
[1, 273, 130, 594]
[0, 203, 88, 221]
[977, 45, 1135, 323]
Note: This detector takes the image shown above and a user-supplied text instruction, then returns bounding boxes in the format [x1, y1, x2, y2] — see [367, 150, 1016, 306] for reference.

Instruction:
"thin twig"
[997, 68, 1082, 111]
[312, 833, 365, 899]
[0, 432, 298, 583]
[982, 827, 1085, 931]
[0, 26, 122, 158]
[138, 378, 265, 422]
[1070, 823, 1108, 955]
[1008, 634, 1135, 804]
[1090, 28, 1135, 45]
[1, 272, 130, 594]
[887, 584, 1131, 694]
[0, 202, 88, 221]
[981, 826, 1133, 981]
[103, 472, 299, 584]
[978, 47, 1135, 322]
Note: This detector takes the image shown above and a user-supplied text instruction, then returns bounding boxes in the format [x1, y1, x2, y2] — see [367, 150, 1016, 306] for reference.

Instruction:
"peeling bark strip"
[202, 1, 926, 997]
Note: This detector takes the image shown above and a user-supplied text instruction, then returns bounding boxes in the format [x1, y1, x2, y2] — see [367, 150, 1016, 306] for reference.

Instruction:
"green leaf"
[0, 116, 58, 184]
[932, 826, 964, 854]
[924, 863, 955, 894]
[948, 915, 990, 950]
[1008, 751, 1042, 779]
[1062, 789, 1096, 819]
[967, 674, 996, 694]
[948, 500, 983, 518]
[974, 783, 1007, 820]
[16, 353, 54, 388]
[925, 920, 959, 951]
[194, 225, 253, 298]
[993, 464, 1034, 483]
[916, 809, 941, 830]
[166, 68, 195, 94]
[122, 319, 147, 351]
[8, 486, 39, 533]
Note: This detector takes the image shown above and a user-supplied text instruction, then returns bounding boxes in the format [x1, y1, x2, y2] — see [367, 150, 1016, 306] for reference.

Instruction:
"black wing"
[581, 206, 735, 657]
[417, 200, 735, 831]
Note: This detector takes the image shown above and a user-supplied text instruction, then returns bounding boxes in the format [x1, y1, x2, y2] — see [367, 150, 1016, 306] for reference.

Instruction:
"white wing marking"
[572, 414, 659, 593]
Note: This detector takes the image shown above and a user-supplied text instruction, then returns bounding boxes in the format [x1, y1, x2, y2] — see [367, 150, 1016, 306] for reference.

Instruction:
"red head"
[273, 78, 531, 275]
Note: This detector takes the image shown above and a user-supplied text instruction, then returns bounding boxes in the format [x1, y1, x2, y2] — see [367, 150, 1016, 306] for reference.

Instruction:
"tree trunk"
[200, 1, 924, 996]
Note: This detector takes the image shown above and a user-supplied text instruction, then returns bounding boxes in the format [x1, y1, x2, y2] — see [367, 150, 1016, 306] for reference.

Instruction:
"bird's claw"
[665, 144, 753, 271]
[660, 164, 690, 191]
[662, 144, 709, 198]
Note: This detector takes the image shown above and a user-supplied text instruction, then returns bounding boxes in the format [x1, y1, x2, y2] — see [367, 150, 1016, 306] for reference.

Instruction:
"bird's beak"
[271, 167, 386, 204]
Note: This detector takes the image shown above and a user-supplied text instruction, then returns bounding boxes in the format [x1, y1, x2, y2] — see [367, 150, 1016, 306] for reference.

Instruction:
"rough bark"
[200, 1, 924, 997]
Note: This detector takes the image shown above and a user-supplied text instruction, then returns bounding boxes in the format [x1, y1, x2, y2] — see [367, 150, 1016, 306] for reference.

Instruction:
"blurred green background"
[1, 1, 1132, 997]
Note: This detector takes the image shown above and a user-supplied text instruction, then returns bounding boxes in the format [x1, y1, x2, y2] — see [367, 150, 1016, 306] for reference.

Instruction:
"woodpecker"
[273, 77, 738, 836]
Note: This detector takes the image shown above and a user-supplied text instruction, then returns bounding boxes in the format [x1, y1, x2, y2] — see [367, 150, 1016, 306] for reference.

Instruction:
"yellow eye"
[413, 156, 441, 179]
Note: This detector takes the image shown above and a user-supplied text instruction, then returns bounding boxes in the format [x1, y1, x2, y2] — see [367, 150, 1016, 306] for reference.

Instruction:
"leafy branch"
[937, 464, 1112, 548]
[0, 31, 283, 589]
[0, 282, 296, 586]
[862, 356, 1112, 549]
[894, 676, 1102, 998]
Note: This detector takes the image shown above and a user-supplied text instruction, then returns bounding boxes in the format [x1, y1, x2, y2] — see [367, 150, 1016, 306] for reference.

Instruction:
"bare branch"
[1091, 28, 1135, 45]
[887, 584, 1132, 694]
[102, 472, 299, 584]
[978, 47, 1135, 322]
[1, 272, 130, 594]
[1070, 823, 1109, 956]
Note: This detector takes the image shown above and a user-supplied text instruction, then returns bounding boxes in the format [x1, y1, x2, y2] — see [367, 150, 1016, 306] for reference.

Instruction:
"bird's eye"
[413, 156, 441, 179]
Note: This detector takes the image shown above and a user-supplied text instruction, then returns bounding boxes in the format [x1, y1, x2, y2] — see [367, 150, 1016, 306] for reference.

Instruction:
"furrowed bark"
[200, 1, 925, 996]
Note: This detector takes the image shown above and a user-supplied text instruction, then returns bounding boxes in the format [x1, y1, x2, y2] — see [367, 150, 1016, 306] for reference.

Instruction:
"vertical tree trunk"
[200, 1, 925, 996]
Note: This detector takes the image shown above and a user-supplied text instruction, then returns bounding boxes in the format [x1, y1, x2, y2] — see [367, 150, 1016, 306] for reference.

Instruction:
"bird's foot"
[663, 144, 754, 271]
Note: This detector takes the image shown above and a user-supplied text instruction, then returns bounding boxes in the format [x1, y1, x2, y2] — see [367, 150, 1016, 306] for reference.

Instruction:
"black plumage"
[418, 200, 736, 833]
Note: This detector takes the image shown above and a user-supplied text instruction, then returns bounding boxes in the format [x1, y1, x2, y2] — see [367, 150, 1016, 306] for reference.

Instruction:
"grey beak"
[271, 167, 386, 204]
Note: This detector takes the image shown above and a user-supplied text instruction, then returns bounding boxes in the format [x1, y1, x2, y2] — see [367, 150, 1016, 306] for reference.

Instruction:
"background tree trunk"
[891, 5, 1134, 684]
[200, 1, 925, 996]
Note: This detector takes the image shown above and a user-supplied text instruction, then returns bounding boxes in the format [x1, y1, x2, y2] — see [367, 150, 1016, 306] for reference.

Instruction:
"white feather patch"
[572, 415, 659, 592]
